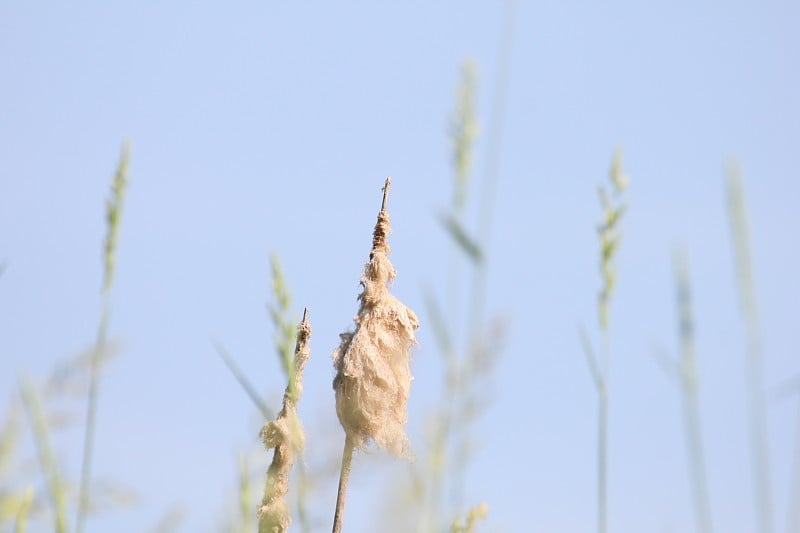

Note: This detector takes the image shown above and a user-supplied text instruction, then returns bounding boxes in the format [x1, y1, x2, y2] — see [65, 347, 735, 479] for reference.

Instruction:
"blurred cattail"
[258, 310, 311, 533]
[331, 177, 420, 533]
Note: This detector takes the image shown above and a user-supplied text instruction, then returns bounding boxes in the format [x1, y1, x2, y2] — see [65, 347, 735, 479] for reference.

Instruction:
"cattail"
[331, 177, 419, 533]
[332, 176, 419, 455]
[258, 309, 311, 533]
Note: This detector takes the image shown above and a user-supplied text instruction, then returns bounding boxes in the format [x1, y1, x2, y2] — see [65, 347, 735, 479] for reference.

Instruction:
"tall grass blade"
[213, 340, 274, 420]
[438, 214, 483, 264]
[673, 250, 713, 533]
[725, 164, 773, 533]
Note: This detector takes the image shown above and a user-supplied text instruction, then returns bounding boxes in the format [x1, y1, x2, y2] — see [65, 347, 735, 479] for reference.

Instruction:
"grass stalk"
[468, 0, 517, 333]
[19, 377, 68, 533]
[423, 4, 518, 526]
[213, 341, 274, 420]
[582, 150, 628, 533]
[725, 165, 773, 533]
[597, 383, 607, 533]
[673, 251, 712, 533]
[77, 141, 129, 533]
[787, 398, 800, 532]
[13, 488, 33, 533]
[596, 328, 610, 533]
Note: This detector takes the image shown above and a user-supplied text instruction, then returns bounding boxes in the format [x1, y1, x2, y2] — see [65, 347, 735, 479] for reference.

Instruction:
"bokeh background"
[1, 2, 798, 532]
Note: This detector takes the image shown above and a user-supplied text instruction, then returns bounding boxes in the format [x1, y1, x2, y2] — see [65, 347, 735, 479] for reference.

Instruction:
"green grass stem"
[19, 377, 68, 533]
[213, 341, 274, 420]
[673, 250, 712, 533]
[77, 142, 130, 533]
[725, 165, 773, 533]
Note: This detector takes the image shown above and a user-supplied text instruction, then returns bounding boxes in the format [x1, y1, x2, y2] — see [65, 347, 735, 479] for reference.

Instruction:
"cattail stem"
[332, 437, 355, 533]
[381, 176, 391, 211]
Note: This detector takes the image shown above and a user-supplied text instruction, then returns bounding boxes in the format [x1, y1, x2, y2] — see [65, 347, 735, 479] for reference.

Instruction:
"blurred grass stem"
[77, 142, 129, 533]
[20, 377, 68, 533]
[673, 251, 712, 533]
[726, 166, 773, 533]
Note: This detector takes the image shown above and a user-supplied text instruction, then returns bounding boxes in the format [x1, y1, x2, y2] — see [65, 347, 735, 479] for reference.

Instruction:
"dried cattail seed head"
[332, 177, 420, 456]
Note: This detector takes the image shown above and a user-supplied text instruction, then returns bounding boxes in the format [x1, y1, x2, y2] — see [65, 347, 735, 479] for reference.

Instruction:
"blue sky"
[1, 2, 798, 532]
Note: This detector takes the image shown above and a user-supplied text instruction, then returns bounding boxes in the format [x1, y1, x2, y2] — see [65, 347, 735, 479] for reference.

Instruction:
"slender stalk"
[787, 399, 800, 533]
[674, 251, 712, 533]
[213, 340, 274, 420]
[77, 299, 109, 533]
[597, 329, 610, 533]
[19, 378, 68, 533]
[597, 383, 607, 533]
[468, 0, 517, 333]
[725, 167, 773, 533]
[682, 386, 712, 533]
[77, 142, 129, 533]
[588, 151, 627, 533]
[332, 437, 354, 533]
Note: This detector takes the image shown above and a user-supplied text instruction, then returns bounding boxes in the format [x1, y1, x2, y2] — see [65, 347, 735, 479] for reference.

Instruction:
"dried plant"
[258, 310, 312, 533]
[331, 177, 420, 533]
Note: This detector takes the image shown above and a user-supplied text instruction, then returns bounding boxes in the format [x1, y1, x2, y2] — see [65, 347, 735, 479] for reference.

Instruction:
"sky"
[1, 2, 799, 532]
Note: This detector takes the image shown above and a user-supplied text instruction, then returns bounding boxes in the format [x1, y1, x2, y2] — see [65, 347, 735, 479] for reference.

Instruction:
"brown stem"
[381, 176, 391, 211]
[332, 437, 355, 533]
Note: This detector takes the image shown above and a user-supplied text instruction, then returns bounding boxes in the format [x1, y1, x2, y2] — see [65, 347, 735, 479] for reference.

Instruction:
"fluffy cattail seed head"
[258, 310, 311, 533]
[332, 177, 420, 456]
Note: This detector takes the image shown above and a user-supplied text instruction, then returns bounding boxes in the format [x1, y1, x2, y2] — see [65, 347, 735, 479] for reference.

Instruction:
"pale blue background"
[1, 2, 798, 532]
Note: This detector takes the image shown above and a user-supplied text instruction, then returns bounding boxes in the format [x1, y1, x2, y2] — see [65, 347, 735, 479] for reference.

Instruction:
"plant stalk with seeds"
[581, 149, 628, 533]
[258, 309, 311, 533]
[331, 177, 420, 533]
[77, 141, 130, 533]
